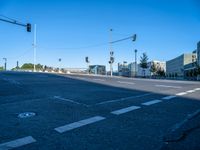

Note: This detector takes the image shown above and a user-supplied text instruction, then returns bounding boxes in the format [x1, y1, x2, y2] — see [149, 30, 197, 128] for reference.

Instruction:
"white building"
[137, 60, 166, 77]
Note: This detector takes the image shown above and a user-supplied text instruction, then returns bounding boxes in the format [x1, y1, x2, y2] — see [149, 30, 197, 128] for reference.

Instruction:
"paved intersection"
[0, 71, 200, 150]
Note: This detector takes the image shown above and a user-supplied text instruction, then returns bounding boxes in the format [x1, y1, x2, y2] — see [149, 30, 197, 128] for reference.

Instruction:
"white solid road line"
[176, 92, 187, 96]
[55, 116, 105, 133]
[0, 136, 36, 150]
[162, 95, 177, 100]
[155, 85, 181, 89]
[53, 96, 89, 107]
[117, 81, 135, 85]
[111, 106, 141, 115]
[95, 93, 152, 105]
[142, 100, 162, 106]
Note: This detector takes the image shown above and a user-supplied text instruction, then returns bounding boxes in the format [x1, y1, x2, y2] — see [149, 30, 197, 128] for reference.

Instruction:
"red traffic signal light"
[27, 23, 31, 32]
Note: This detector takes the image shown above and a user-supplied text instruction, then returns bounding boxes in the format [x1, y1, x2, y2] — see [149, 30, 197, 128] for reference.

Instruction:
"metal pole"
[134, 49, 137, 77]
[3, 58, 7, 71]
[33, 24, 37, 72]
[110, 29, 113, 77]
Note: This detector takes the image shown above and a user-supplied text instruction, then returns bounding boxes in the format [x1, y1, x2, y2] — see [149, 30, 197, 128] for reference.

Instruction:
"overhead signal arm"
[0, 17, 31, 32]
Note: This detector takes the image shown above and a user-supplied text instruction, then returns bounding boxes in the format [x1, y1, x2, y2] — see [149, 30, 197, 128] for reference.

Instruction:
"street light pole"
[134, 49, 137, 77]
[33, 24, 37, 72]
[109, 29, 113, 77]
[3, 58, 7, 71]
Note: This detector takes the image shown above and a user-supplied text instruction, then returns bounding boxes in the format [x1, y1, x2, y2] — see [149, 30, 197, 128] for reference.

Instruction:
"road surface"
[0, 71, 200, 150]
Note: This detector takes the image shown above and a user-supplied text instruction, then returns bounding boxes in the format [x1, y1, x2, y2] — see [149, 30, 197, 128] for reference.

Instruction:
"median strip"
[111, 106, 141, 115]
[55, 116, 105, 133]
[0, 136, 36, 150]
[142, 100, 162, 106]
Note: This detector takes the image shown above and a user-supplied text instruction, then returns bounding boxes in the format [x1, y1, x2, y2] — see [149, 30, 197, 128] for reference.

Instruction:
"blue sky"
[0, 0, 200, 70]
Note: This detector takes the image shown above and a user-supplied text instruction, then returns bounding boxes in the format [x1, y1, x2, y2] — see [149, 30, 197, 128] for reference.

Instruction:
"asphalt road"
[0, 71, 200, 150]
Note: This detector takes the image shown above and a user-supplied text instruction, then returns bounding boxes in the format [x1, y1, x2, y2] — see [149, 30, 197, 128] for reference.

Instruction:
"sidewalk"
[160, 109, 200, 150]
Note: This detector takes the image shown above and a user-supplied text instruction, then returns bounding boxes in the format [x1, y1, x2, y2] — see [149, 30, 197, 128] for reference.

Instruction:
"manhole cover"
[18, 112, 36, 118]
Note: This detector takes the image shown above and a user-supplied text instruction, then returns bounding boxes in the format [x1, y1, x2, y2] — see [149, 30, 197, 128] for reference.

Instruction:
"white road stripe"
[111, 106, 141, 115]
[55, 116, 105, 133]
[176, 92, 187, 96]
[53, 96, 89, 107]
[95, 93, 152, 105]
[194, 88, 200, 91]
[186, 90, 196, 93]
[117, 81, 135, 85]
[155, 85, 181, 89]
[93, 79, 105, 81]
[162, 96, 177, 100]
[0, 136, 36, 150]
[142, 100, 162, 106]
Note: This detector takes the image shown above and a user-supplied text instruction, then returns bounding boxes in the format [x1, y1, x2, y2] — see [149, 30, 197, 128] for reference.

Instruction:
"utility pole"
[33, 24, 37, 72]
[16, 61, 19, 70]
[109, 29, 114, 77]
[134, 49, 137, 77]
[85, 57, 90, 74]
[58, 58, 62, 73]
[3, 58, 7, 71]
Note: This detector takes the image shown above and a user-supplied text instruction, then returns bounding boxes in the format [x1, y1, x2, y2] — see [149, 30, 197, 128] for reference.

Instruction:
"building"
[89, 65, 106, 75]
[128, 62, 137, 77]
[137, 60, 166, 77]
[118, 62, 130, 77]
[166, 53, 197, 77]
[118, 60, 165, 77]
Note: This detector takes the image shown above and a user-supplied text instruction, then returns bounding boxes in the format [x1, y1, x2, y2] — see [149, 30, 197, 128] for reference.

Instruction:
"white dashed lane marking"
[55, 116, 105, 133]
[162, 96, 177, 100]
[142, 100, 162, 106]
[176, 92, 187, 96]
[117, 81, 135, 85]
[0, 136, 36, 150]
[111, 106, 141, 115]
[194, 88, 200, 91]
[186, 90, 196, 93]
[155, 84, 181, 89]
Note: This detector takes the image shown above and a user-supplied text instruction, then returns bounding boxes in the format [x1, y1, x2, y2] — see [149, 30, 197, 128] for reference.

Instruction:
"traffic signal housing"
[27, 23, 31, 32]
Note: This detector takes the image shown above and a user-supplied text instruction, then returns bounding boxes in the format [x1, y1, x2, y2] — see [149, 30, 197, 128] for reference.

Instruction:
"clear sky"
[0, 0, 200, 70]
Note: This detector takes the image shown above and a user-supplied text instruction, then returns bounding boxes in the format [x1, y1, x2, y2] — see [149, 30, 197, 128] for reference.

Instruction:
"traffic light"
[85, 57, 89, 63]
[27, 23, 31, 32]
[110, 57, 114, 63]
[132, 34, 137, 41]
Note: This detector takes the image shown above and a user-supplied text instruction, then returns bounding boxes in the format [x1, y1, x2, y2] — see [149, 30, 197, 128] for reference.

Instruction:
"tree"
[21, 63, 43, 70]
[157, 67, 165, 77]
[140, 53, 148, 77]
[150, 62, 157, 76]
[21, 63, 34, 70]
[0, 66, 3, 71]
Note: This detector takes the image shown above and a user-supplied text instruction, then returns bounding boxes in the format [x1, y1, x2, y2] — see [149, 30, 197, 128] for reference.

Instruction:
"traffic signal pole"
[109, 29, 113, 77]
[0, 18, 31, 32]
[33, 24, 36, 72]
